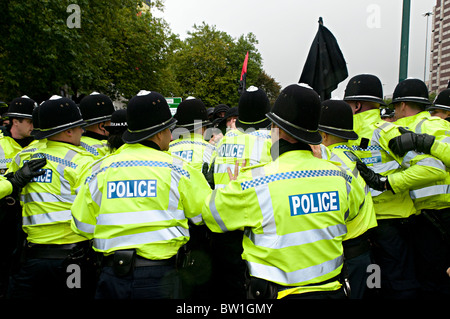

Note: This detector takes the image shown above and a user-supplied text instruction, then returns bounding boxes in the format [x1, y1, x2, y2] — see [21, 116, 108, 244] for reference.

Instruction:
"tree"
[0, 0, 172, 103]
[170, 22, 280, 107]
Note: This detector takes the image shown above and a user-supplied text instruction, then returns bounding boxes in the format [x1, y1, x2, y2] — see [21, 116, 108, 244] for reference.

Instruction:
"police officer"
[427, 88, 450, 121]
[385, 78, 450, 298]
[318, 99, 377, 299]
[206, 86, 273, 299]
[7, 95, 96, 300]
[104, 108, 127, 153]
[0, 96, 37, 298]
[79, 92, 115, 159]
[202, 83, 366, 299]
[343, 74, 448, 298]
[212, 86, 272, 189]
[169, 97, 215, 171]
[0, 96, 36, 175]
[71, 90, 212, 299]
[168, 97, 215, 298]
[0, 159, 46, 199]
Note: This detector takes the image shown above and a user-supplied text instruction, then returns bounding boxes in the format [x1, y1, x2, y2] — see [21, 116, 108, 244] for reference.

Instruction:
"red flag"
[238, 51, 249, 94]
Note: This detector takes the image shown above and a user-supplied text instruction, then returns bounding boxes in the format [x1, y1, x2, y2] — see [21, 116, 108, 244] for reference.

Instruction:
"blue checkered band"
[0, 158, 12, 164]
[80, 142, 100, 156]
[248, 131, 271, 139]
[334, 145, 353, 151]
[85, 160, 190, 184]
[21, 148, 39, 154]
[351, 145, 383, 152]
[170, 140, 214, 150]
[31, 153, 78, 169]
[240, 169, 352, 190]
[225, 132, 239, 137]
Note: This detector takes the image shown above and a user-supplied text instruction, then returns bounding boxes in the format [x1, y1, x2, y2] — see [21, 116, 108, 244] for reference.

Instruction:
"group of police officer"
[0, 74, 449, 300]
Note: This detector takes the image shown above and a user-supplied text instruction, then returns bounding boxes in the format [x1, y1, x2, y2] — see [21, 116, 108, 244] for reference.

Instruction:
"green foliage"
[0, 1, 281, 106]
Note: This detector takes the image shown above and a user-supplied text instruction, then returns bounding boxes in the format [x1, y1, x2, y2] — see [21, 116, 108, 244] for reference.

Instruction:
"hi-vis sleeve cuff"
[388, 155, 447, 194]
[0, 179, 13, 198]
[71, 215, 95, 239]
[431, 139, 450, 168]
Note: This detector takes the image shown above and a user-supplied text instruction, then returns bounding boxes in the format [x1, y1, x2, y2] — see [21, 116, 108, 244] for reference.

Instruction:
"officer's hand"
[7, 158, 47, 192]
[202, 161, 215, 189]
[388, 127, 435, 157]
[356, 160, 387, 192]
[227, 160, 247, 181]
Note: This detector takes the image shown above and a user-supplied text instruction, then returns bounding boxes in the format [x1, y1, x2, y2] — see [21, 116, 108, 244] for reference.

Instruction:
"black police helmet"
[318, 99, 358, 140]
[33, 96, 85, 140]
[5, 95, 37, 119]
[427, 88, 450, 112]
[122, 90, 177, 144]
[343, 74, 386, 106]
[173, 98, 210, 132]
[236, 86, 271, 130]
[391, 78, 430, 106]
[104, 109, 127, 134]
[79, 92, 115, 125]
[266, 83, 322, 145]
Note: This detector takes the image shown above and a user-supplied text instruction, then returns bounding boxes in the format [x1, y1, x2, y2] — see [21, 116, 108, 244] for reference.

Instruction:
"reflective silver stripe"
[442, 136, 450, 144]
[372, 159, 401, 173]
[189, 214, 203, 225]
[410, 184, 450, 199]
[97, 209, 186, 225]
[250, 137, 265, 164]
[208, 189, 228, 232]
[247, 255, 344, 285]
[21, 192, 76, 203]
[168, 157, 183, 213]
[247, 223, 347, 249]
[215, 163, 236, 175]
[23, 210, 72, 226]
[415, 157, 446, 170]
[93, 226, 189, 251]
[414, 119, 427, 134]
[72, 215, 96, 234]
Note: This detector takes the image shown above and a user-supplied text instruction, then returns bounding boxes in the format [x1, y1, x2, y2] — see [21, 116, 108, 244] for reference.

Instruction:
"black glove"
[7, 158, 47, 193]
[202, 161, 215, 190]
[356, 160, 388, 192]
[388, 127, 435, 157]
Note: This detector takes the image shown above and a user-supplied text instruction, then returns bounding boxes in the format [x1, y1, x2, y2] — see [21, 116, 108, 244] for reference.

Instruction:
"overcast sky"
[155, 0, 436, 99]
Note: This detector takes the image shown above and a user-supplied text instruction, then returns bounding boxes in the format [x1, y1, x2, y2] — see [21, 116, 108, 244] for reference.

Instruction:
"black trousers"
[412, 209, 450, 299]
[95, 264, 180, 299]
[370, 217, 420, 299]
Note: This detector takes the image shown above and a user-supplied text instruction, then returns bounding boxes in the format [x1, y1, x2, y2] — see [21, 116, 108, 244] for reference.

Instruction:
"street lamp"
[424, 11, 433, 82]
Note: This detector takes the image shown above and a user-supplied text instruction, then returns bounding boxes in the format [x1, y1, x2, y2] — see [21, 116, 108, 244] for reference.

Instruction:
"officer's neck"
[83, 130, 108, 141]
[138, 139, 161, 151]
[271, 138, 311, 160]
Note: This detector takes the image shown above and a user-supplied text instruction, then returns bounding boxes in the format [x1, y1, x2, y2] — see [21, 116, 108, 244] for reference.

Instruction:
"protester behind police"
[318, 99, 377, 299]
[104, 109, 127, 153]
[168, 97, 216, 298]
[205, 86, 273, 299]
[7, 95, 97, 300]
[385, 78, 450, 298]
[79, 92, 115, 159]
[427, 88, 450, 121]
[344, 74, 447, 299]
[0, 95, 37, 298]
[0, 96, 36, 175]
[169, 97, 215, 172]
[202, 84, 366, 299]
[71, 90, 212, 299]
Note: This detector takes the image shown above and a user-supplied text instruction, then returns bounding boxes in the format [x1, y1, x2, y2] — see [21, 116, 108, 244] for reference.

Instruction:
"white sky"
[155, 0, 436, 99]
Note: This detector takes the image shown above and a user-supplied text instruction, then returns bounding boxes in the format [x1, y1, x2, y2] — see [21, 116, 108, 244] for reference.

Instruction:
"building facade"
[429, 0, 450, 93]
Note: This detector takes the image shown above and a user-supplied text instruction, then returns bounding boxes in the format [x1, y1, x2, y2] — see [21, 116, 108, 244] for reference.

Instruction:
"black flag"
[299, 17, 348, 101]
